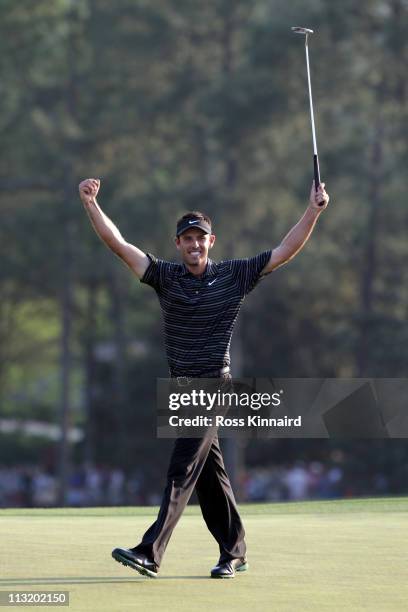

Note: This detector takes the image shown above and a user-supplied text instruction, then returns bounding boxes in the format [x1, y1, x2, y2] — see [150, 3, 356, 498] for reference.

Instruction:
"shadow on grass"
[0, 576, 210, 585]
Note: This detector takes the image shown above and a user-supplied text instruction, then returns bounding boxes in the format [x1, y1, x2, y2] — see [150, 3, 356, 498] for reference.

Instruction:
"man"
[78, 178, 329, 579]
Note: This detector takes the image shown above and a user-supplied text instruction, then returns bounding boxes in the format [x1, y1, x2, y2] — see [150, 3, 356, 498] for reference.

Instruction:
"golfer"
[78, 178, 329, 578]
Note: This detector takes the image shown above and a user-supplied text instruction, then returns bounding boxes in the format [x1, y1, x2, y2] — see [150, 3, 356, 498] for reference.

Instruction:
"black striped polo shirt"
[141, 249, 272, 376]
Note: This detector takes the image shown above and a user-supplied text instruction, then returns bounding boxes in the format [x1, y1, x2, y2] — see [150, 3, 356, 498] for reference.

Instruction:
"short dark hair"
[176, 211, 212, 227]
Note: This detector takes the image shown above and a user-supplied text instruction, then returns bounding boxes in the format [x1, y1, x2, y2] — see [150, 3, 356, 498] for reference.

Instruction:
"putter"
[291, 26, 322, 199]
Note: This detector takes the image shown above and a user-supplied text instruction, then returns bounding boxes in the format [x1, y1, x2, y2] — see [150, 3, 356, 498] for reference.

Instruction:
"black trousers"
[132, 433, 246, 567]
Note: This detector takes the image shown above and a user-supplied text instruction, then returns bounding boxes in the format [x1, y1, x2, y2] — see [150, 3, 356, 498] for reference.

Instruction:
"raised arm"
[261, 182, 329, 274]
[79, 178, 149, 279]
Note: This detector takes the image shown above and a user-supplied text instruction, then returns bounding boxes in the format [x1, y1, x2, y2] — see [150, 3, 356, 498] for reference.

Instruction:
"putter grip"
[314, 154, 324, 205]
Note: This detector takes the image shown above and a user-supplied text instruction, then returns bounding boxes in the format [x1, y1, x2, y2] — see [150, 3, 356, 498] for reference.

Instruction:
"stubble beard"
[184, 250, 207, 268]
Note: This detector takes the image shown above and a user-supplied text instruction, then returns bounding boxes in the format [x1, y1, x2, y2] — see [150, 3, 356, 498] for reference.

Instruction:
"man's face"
[175, 228, 215, 268]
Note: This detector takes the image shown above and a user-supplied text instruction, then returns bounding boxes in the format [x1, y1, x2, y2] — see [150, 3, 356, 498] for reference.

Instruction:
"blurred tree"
[1, 0, 408, 502]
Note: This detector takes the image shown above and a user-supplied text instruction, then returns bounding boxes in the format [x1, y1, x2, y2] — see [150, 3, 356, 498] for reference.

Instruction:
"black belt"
[173, 366, 230, 387]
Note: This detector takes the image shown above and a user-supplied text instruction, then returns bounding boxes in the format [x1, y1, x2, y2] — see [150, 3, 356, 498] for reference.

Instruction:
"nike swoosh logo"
[188, 220, 200, 224]
[208, 279, 217, 286]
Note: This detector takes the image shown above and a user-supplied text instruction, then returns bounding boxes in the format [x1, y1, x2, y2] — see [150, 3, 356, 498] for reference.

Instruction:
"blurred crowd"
[0, 464, 162, 508]
[0, 455, 397, 508]
[241, 462, 345, 501]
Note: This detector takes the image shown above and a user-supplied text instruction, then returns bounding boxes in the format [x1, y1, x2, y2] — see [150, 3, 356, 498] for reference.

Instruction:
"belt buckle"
[176, 376, 192, 387]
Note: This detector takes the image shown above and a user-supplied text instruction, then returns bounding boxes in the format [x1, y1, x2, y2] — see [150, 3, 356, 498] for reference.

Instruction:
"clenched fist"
[79, 178, 100, 206]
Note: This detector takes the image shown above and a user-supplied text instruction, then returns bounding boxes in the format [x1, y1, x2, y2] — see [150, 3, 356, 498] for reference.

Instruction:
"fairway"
[1, 498, 407, 611]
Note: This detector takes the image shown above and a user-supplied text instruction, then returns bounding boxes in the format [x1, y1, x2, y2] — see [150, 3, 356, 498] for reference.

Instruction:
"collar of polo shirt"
[181, 258, 217, 278]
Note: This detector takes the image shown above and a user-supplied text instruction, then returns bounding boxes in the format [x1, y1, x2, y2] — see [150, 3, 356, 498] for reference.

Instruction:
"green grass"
[1, 498, 407, 611]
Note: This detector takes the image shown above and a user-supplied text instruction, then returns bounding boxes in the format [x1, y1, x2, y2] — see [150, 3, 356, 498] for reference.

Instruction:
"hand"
[309, 181, 329, 210]
[79, 178, 100, 206]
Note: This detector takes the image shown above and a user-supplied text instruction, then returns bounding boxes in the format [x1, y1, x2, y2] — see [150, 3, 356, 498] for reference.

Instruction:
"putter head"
[291, 26, 314, 35]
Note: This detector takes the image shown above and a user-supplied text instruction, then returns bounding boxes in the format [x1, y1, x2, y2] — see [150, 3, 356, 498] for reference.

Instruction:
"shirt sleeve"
[230, 249, 273, 296]
[140, 253, 170, 292]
